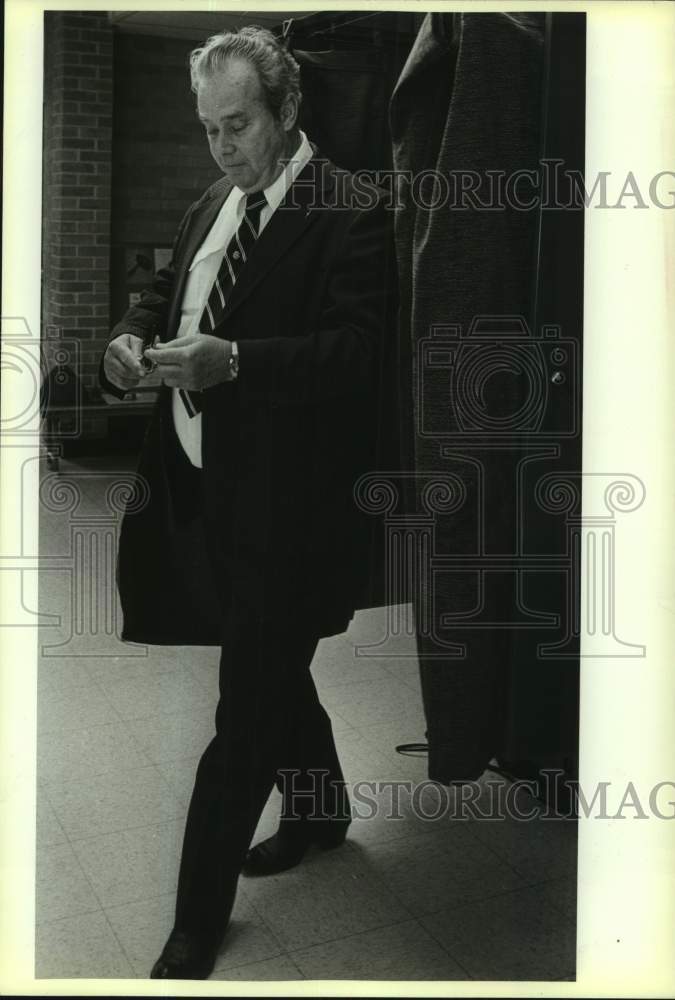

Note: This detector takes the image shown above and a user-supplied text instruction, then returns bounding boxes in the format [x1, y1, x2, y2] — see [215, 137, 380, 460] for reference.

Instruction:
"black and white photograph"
[0, 0, 673, 994]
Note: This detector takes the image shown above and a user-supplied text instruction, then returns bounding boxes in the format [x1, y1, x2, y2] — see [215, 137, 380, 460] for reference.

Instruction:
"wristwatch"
[228, 340, 240, 381]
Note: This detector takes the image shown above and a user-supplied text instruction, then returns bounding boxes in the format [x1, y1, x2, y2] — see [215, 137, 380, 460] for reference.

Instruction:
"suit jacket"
[101, 154, 398, 644]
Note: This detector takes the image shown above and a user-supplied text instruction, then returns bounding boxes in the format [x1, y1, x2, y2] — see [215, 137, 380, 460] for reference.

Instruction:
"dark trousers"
[172, 605, 349, 939]
[167, 458, 350, 939]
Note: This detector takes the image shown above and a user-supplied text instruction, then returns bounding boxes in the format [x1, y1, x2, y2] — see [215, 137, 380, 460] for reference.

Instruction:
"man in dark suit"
[101, 27, 394, 980]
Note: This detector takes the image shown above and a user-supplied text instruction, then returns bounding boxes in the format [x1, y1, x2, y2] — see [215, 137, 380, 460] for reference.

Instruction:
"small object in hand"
[141, 336, 160, 372]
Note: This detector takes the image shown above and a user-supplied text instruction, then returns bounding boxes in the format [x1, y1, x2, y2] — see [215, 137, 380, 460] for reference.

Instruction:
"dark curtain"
[292, 47, 395, 173]
[285, 12, 418, 173]
[500, 14, 585, 780]
[389, 12, 583, 784]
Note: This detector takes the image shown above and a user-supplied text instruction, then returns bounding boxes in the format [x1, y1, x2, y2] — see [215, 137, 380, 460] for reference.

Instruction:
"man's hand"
[103, 333, 146, 391]
[144, 334, 233, 390]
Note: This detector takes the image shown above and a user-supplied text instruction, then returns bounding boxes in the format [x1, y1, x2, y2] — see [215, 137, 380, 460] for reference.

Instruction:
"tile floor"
[35, 456, 577, 982]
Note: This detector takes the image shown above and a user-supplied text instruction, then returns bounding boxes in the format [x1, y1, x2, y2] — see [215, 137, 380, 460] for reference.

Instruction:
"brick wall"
[42, 17, 219, 403]
[110, 32, 220, 322]
[42, 11, 113, 391]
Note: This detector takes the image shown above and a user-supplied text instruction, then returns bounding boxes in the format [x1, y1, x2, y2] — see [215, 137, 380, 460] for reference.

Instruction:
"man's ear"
[279, 93, 299, 132]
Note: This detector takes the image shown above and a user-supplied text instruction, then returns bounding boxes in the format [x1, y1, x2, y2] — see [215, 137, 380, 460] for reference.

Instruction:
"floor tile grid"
[210, 953, 306, 981]
[288, 732, 576, 981]
[35, 867, 137, 979]
[35, 657, 365, 976]
[500, 851, 578, 897]
[211, 949, 308, 982]
[35, 634, 320, 978]
[100, 887, 295, 980]
[37, 640, 224, 835]
[316, 844, 545, 981]
[240, 807, 530, 981]
[35, 720, 576, 976]
[119, 749, 573, 979]
[245, 893, 431, 980]
[444, 804, 578, 916]
[282, 913, 473, 982]
[515, 872, 579, 924]
[418, 887, 576, 982]
[35, 910, 137, 979]
[432, 817, 569, 897]
[36, 809, 183, 977]
[40, 758, 190, 837]
[37, 821, 286, 978]
[415, 795, 578, 979]
[36, 752, 216, 975]
[35, 667, 181, 975]
[35, 631, 145, 975]
[36, 698, 203, 976]
[37, 795, 69, 849]
[467, 806, 579, 891]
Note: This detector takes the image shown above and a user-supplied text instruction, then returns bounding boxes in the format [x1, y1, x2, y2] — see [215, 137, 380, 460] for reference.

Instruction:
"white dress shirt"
[172, 130, 314, 468]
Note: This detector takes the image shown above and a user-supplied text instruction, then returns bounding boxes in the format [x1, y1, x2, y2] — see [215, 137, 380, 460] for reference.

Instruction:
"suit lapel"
[216, 156, 337, 329]
[167, 181, 233, 340]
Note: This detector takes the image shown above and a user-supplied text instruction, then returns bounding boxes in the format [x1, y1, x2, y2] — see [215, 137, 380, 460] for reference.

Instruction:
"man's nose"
[218, 135, 237, 156]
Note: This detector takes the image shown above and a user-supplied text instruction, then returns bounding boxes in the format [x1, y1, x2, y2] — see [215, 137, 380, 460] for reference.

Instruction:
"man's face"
[197, 58, 296, 193]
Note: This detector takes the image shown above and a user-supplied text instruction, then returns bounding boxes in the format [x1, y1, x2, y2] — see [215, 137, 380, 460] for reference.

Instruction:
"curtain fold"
[390, 12, 572, 783]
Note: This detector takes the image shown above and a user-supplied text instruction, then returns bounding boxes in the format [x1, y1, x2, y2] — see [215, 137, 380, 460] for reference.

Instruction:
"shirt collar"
[191, 131, 314, 271]
[257, 129, 314, 214]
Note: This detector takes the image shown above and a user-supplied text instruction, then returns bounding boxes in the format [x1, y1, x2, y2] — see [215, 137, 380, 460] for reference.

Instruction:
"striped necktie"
[180, 190, 267, 417]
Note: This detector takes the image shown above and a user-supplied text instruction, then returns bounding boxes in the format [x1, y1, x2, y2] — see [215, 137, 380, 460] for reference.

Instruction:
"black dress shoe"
[242, 820, 350, 877]
[150, 928, 221, 980]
